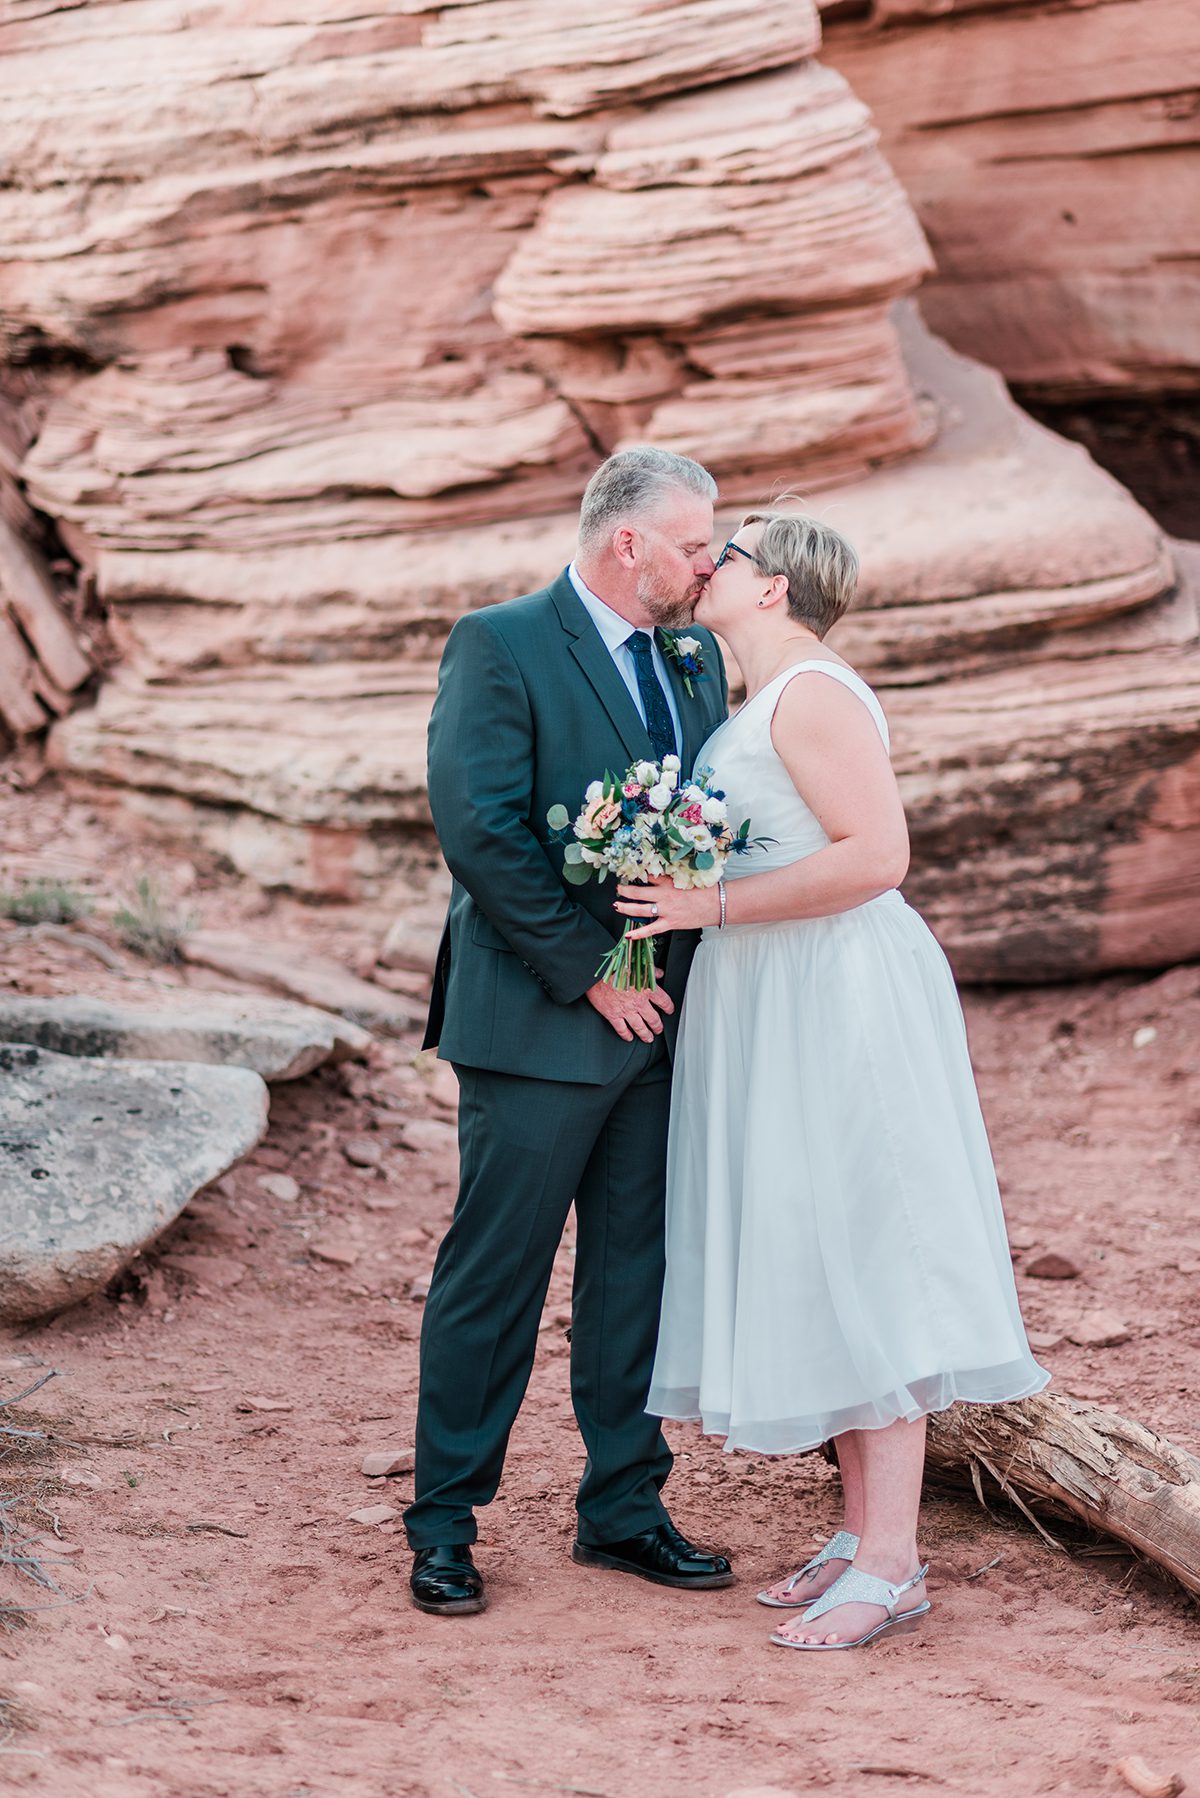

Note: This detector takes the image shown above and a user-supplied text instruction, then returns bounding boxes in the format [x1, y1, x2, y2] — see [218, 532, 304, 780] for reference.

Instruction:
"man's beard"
[637, 566, 706, 631]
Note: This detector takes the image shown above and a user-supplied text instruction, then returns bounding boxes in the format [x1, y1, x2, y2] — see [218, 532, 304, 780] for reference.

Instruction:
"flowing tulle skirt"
[647, 891, 1048, 1454]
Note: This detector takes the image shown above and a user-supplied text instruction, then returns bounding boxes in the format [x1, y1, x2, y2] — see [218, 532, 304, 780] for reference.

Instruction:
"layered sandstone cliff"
[1, 0, 1196, 980]
[822, 0, 1200, 401]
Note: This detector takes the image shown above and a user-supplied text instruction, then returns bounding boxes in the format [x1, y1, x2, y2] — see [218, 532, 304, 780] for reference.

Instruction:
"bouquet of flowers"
[547, 755, 762, 991]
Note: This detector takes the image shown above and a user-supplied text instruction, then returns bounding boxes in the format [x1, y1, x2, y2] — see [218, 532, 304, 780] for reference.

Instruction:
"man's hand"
[585, 978, 675, 1043]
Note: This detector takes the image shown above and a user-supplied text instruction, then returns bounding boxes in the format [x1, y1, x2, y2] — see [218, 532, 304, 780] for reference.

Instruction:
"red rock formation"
[0, 0, 1196, 978]
[822, 0, 1200, 400]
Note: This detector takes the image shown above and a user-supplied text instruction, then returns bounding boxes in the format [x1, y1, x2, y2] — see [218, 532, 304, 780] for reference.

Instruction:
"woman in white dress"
[615, 511, 1048, 1652]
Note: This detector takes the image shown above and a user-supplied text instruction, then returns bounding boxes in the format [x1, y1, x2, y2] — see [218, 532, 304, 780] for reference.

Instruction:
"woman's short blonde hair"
[742, 509, 859, 639]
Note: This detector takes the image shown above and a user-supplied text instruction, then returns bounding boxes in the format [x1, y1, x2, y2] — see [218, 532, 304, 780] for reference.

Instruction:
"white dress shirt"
[566, 562, 682, 754]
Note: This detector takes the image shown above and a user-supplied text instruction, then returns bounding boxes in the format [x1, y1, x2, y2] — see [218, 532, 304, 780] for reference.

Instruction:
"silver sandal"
[755, 1531, 860, 1608]
[769, 1563, 930, 1651]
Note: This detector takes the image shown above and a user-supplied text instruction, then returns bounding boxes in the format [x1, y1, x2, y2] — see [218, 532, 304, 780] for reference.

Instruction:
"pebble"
[361, 1448, 416, 1478]
[347, 1504, 400, 1526]
[60, 1467, 103, 1489]
[257, 1173, 300, 1204]
[1025, 1251, 1080, 1280]
[1067, 1309, 1133, 1348]
[402, 1119, 457, 1155]
[342, 1136, 383, 1169]
[309, 1237, 358, 1268]
[1026, 1328, 1066, 1352]
[1132, 1026, 1158, 1049]
[409, 1272, 432, 1301]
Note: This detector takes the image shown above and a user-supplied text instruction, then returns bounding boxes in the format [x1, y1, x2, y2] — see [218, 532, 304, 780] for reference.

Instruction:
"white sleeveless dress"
[647, 661, 1048, 1454]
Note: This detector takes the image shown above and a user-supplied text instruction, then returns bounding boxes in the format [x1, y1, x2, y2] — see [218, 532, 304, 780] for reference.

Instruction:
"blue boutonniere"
[661, 632, 706, 698]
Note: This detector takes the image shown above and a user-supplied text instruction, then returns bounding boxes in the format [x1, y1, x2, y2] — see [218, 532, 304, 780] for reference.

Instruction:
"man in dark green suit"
[406, 448, 734, 1613]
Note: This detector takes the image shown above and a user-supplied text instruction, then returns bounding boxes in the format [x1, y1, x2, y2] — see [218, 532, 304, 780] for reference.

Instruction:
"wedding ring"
[649, 904, 658, 917]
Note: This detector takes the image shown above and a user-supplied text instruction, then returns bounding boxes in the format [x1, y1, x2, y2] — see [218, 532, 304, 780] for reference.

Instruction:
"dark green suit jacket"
[423, 571, 728, 1084]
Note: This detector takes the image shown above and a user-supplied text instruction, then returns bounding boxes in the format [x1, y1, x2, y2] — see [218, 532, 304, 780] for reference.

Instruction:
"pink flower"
[682, 804, 703, 825]
[582, 798, 620, 835]
[623, 782, 640, 797]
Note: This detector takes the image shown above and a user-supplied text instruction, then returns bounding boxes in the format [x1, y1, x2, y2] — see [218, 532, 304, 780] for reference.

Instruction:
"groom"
[405, 447, 732, 1614]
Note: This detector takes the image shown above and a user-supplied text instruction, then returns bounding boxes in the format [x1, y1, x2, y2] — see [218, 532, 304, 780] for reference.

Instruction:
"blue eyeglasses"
[714, 540, 756, 570]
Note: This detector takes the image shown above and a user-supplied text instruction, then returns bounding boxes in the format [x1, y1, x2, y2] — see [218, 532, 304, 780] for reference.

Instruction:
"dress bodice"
[697, 661, 890, 880]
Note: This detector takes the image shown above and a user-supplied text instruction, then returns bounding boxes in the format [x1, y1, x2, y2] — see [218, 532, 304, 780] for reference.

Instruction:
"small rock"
[236, 1396, 293, 1414]
[1068, 1309, 1132, 1348]
[362, 1196, 399, 1212]
[361, 1448, 416, 1478]
[1132, 1026, 1158, 1050]
[409, 1272, 432, 1301]
[309, 1236, 358, 1268]
[1026, 1328, 1065, 1352]
[1025, 1251, 1080, 1280]
[342, 1136, 383, 1169]
[1007, 1227, 1038, 1251]
[257, 1173, 300, 1204]
[60, 1467, 103, 1489]
[401, 1119, 457, 1156]
[347, 1504, 399, 1526]
[1115, 1755, 1184, 1798]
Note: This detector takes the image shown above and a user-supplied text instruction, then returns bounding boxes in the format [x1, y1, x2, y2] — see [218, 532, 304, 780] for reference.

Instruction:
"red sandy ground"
[1, 779, 1199, 1798]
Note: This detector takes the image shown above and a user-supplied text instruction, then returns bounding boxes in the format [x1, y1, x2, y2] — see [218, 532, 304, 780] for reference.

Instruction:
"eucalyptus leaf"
[562, 860, 593, 885]
[547, 803, 570, 831]
[694, 850, 714, 870]
[563, 842, 584, 865]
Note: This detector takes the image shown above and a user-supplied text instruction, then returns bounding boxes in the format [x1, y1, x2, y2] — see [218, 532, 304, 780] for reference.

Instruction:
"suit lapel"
[551, 571, 652, 769]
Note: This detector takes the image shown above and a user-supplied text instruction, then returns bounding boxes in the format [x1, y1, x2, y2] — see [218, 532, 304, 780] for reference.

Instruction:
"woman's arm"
[617, 672, 909, 937]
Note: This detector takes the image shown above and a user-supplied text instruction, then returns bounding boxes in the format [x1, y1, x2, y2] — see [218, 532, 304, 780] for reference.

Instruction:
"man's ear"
[612, 525, 639, 569]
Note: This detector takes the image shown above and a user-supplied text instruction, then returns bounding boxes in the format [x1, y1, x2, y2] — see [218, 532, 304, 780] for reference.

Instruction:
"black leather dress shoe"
[410, 1544, 487, 1615]
[572, 1521, 734, 1589]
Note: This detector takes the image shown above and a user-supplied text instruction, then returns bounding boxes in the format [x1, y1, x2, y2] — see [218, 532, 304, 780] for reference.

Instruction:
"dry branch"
[925, 1392, 1200, 1598]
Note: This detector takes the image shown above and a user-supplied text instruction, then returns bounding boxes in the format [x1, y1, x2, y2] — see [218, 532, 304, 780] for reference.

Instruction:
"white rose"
[662, 764, 679, 790]
[661, 753, 681, 771]
[675, 636, 701, 657]
[585, 779, 604, 804]
[648, 782, 672, 811]
[701, 796, 725, 825]
[634, 761, 658, 787]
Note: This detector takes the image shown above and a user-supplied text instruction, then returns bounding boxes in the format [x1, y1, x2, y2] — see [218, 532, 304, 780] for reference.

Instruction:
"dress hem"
[648, 1366, 1051, 1457]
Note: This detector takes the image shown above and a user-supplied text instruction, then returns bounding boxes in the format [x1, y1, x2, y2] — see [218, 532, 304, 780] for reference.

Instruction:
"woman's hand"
[615, 877, 721, 939]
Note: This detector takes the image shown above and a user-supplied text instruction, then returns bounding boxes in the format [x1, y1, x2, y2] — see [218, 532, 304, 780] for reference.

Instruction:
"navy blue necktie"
[625, 631, 677, 764]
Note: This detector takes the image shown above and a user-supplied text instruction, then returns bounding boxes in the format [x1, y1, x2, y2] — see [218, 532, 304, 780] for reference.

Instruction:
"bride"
[615, 510, 1048, 1652]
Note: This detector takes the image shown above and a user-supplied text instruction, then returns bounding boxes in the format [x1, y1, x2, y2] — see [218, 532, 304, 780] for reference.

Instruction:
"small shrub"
[112, 875, 197, 964]
[0, 878, 92, 926]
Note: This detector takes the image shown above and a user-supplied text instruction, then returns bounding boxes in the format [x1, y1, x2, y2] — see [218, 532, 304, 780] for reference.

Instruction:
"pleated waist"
[700, 887, 906, 944]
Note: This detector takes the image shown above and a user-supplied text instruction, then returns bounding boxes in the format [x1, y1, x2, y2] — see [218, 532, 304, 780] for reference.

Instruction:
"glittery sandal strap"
[799, 1562, 929, 1626]
[781, 1531, 861, 1594]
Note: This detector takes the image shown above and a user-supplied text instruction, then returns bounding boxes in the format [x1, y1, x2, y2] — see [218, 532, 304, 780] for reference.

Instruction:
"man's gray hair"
[578, 447, 717, 554]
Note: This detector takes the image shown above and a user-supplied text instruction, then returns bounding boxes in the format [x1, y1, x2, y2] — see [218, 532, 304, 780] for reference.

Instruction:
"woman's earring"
[756, 599, 765, 608]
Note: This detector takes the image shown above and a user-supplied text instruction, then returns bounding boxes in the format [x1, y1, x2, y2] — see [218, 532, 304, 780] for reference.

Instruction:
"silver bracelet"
[718, 880, 727, 930]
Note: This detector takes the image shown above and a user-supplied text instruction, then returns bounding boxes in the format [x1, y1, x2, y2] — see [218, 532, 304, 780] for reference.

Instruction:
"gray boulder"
[0, 991, 369, 1082]
[0, 1042, 269, 1322]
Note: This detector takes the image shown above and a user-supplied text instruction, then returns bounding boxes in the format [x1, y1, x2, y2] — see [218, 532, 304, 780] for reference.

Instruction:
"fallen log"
[924, 1391, 1200, 1599]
